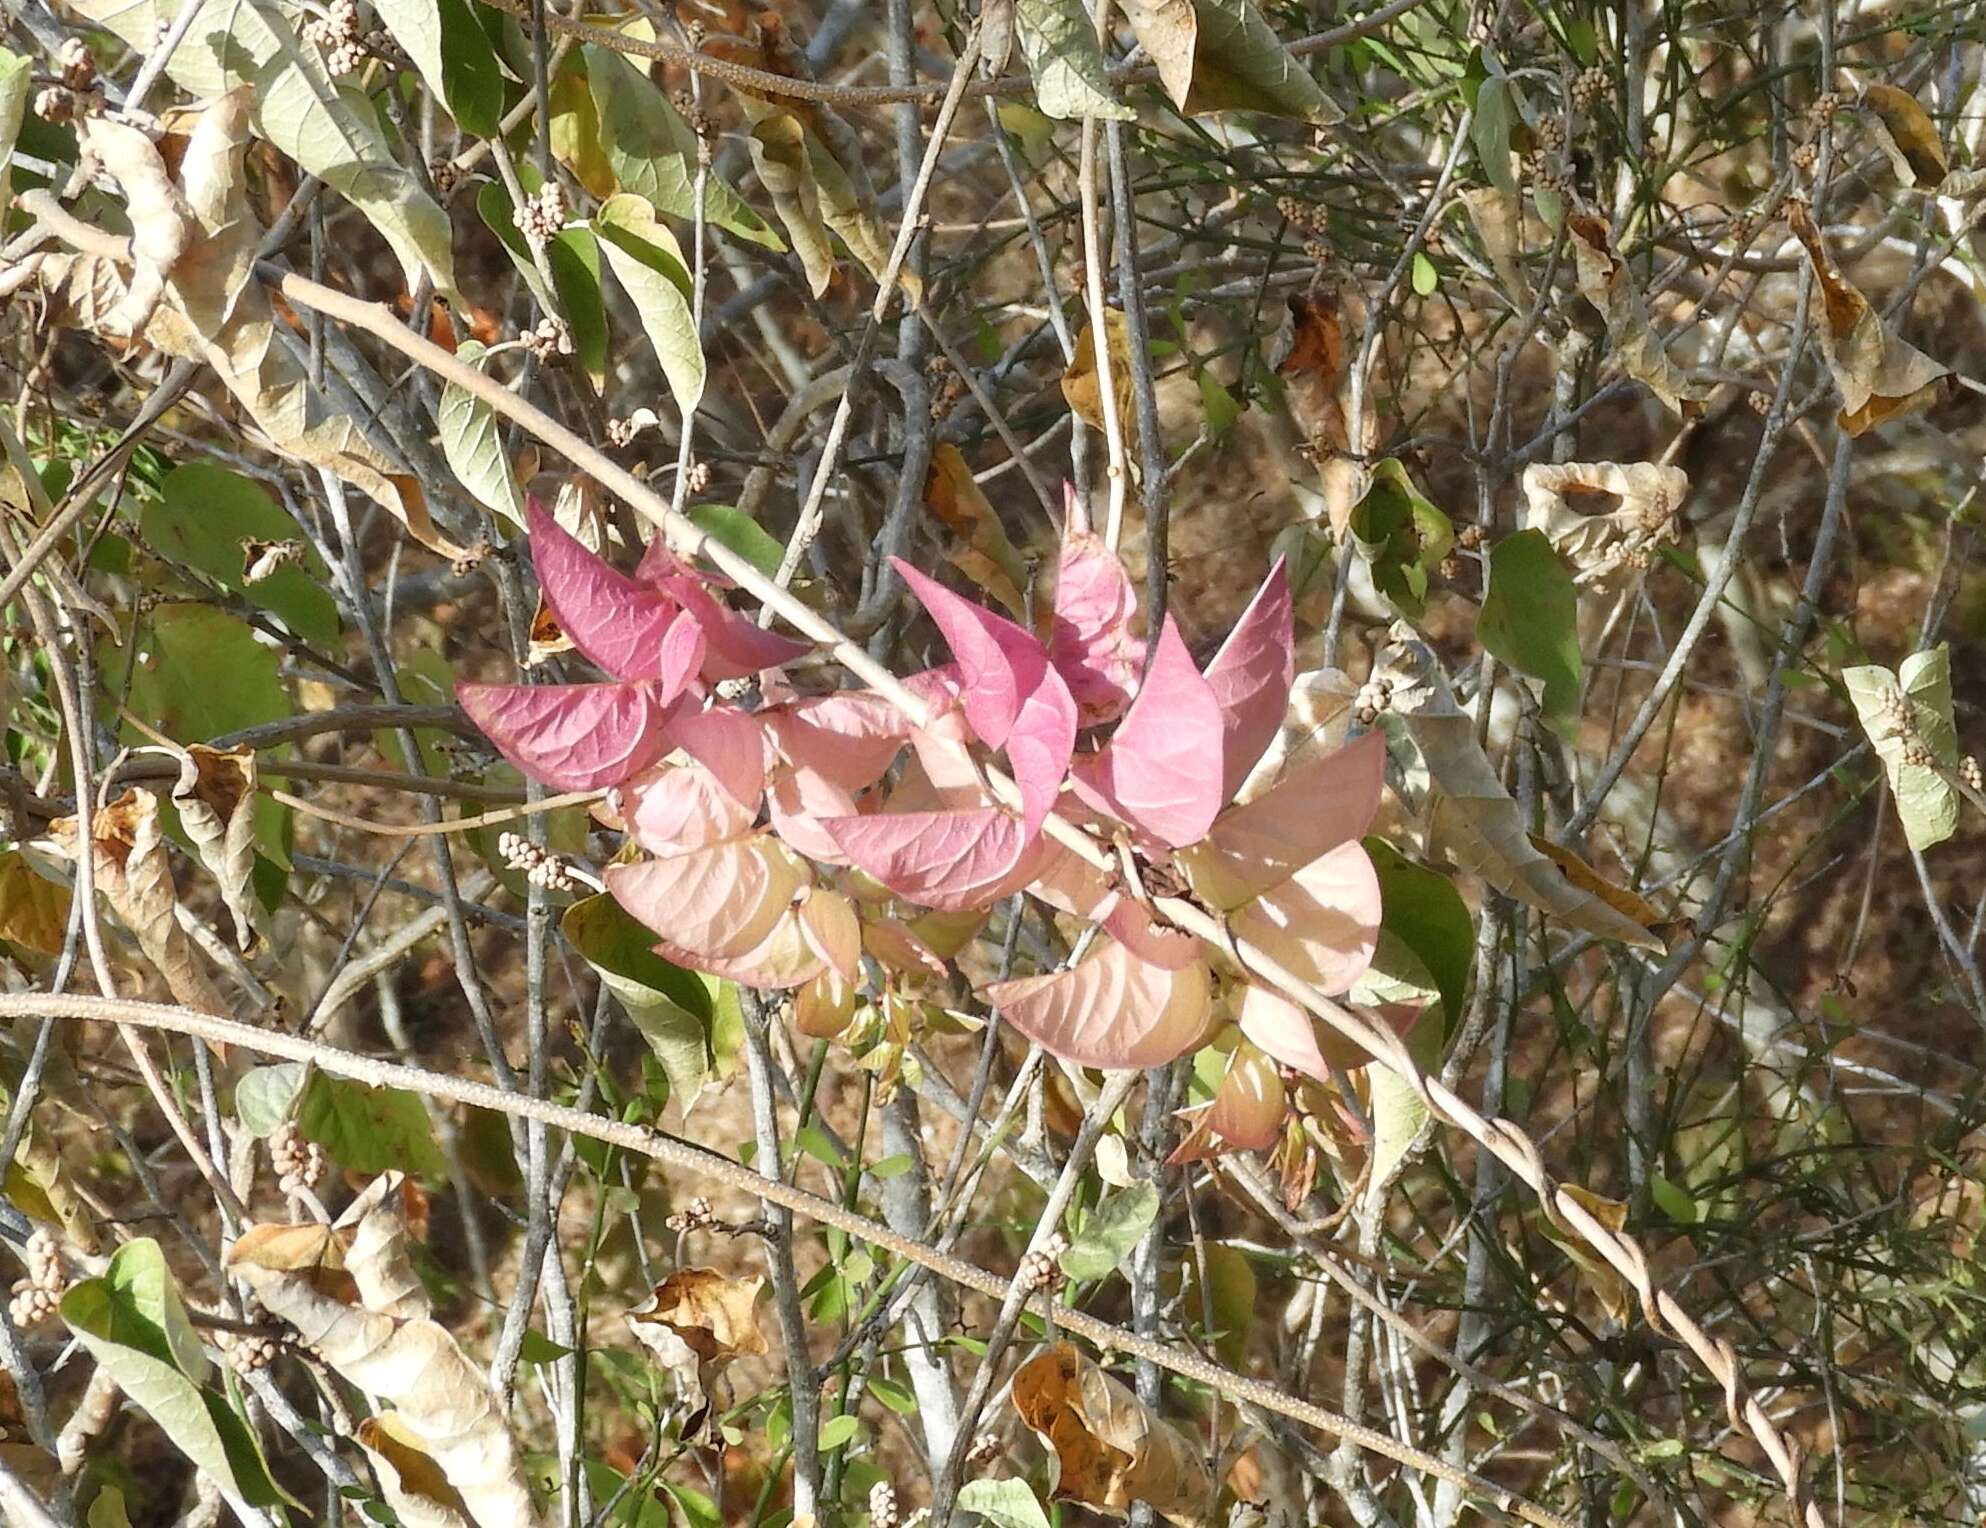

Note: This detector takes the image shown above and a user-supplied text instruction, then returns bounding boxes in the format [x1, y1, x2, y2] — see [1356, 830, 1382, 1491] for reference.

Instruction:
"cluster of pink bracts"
[459, 501, 1397, 1156]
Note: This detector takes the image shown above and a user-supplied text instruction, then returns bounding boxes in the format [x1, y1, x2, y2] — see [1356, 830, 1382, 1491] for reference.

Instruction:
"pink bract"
[1046, 530, 1144, 722]
[526, 498, 679, 682]
[984, 939, 1212, 1070]
[457, 680, 683, 792]
[1200, 559, 1296, 801]
[1069, 616, 1225, 848]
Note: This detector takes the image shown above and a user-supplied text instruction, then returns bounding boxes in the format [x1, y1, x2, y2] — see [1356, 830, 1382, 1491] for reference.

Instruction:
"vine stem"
[19, 187, 1823, 1526]
[0, 989, 1567, 1528]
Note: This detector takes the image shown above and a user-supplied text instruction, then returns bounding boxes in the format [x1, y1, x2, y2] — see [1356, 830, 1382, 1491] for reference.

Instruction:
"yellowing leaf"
[925, 444, 1029, 617]
[0, 852, 71, 956]
[357, 1412, 476, 1528]
[1524, 835, 1664, 939]
[1012, 1343, 1212, 1528]
[594, 194, 706, 416]
[437, 340, 527, 527]
[1844, 645, 1960, 851]
[1786, 200, 1951, 435]
[1062, 310, 1136, 457]
[1860, 84, 1948, 189]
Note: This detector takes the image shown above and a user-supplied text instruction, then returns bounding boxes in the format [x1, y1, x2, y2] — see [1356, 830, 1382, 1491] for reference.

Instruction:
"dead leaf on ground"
[1566, 214, 1706, 417]
[1518, 461, 1689, 589]
[1785, 199, 1952, 435]
[1012, 1343, 1213, 1528]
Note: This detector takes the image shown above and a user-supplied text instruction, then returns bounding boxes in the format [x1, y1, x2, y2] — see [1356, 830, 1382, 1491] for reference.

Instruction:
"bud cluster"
[271, 1122, 327, 1195]
[8, 1230, 65, 1329]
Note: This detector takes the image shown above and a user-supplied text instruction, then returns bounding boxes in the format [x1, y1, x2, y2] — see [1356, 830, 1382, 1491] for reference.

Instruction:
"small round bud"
[1961, 756, 1983, 793]
[684, 461, 711, 496]
[522, 315, 573, 364]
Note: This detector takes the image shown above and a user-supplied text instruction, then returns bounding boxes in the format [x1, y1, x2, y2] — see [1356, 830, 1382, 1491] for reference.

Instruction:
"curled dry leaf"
[1859, 84, 1948, 189]
[26, 91, 474, 559]
[1785, 200, 1952, 435]
[171, 744, 259, 950]
[1271, 290, 1365, 536]
[1062, 310, 1139, 466]
[626, 1268, 767, 1435]
[1518, 460, 1689, 588]
[1541, 1183, 1633, 1325]
[1565, 214, 1705, 417]
[1459, 186, 1530, 307]
[1012, 1343, 1212, 1528]
[1372, 636, 1662, 951]
[356, 1413, 477, 1528]
[718, 18, 904, 300]
[227, 1177, 542, 1528]
[50, 788, 229, 1017]
[925, 443, 1030, 618]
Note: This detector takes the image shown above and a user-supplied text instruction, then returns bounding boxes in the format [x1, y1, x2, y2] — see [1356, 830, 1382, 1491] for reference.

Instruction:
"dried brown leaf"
[1785, 200, 1951, 435]
[1543, 1183, 1632, 1324]
[1518, 460, 1689, 589]
[1524, 835, 1664, 942]
[227, 1179, 542, 1528]
[1012, 1343, 1212, 1528]
[171, 744, 259, 950]
[925, 444, 1029, 618]
[629, 1267, 767, 1365]
[1860, 84, 1948, 188]
[1271, 292, 1364, 535]
[1566, 214, 1706, 417]
[1373, 637, 1663, 951]
[0, 851, 72, 956]
[51, 789, 229, 1017]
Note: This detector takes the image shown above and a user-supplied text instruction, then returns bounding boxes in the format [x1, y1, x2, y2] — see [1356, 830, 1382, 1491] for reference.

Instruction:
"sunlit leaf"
[437, 340, 526, 526]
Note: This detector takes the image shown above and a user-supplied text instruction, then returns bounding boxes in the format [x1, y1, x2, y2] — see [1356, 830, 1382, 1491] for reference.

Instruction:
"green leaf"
[233, 1063, 305, 1137]
[296, 1072, 447, 1177]
[1123, 0, 1343, 124]
[1478, 529, 1580, 735]
[582, 43, 781, 249]
[548, 227, 609, 392]
[1196, 369, 1240, 436]
[437, 339, 526, 526]
[61, 1241, 292, 1510]
[1364, 839, 1474, 1034]
[1016, 0, 1132, 120]
[1650, 1173, 1698, 1224]
[687, 505, 783, 577]
[1059, 1182, 1159, 1283]
[370, 0, 504, 137]
[1471, 71, 1518, 193]
[68, 0, 458, 299]
[816, 1413, 860, 1451]
[563, 893, 719, 1106]
[1367, 1007, 1441, 1195]
[956, 1478, 1053, 1528]
[1180, 1241, 1255, 1367]
[594, 193, 706, 416]
[145, 464, 340, 646]
[0, 48, 32, 220]
[1347, 458, 1453, 621]
[117, 603, 290, 744]
[1844, 644, 1960, 850]
[1412, 250, 1438, 296]
[868, 1375, 918, 1414]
